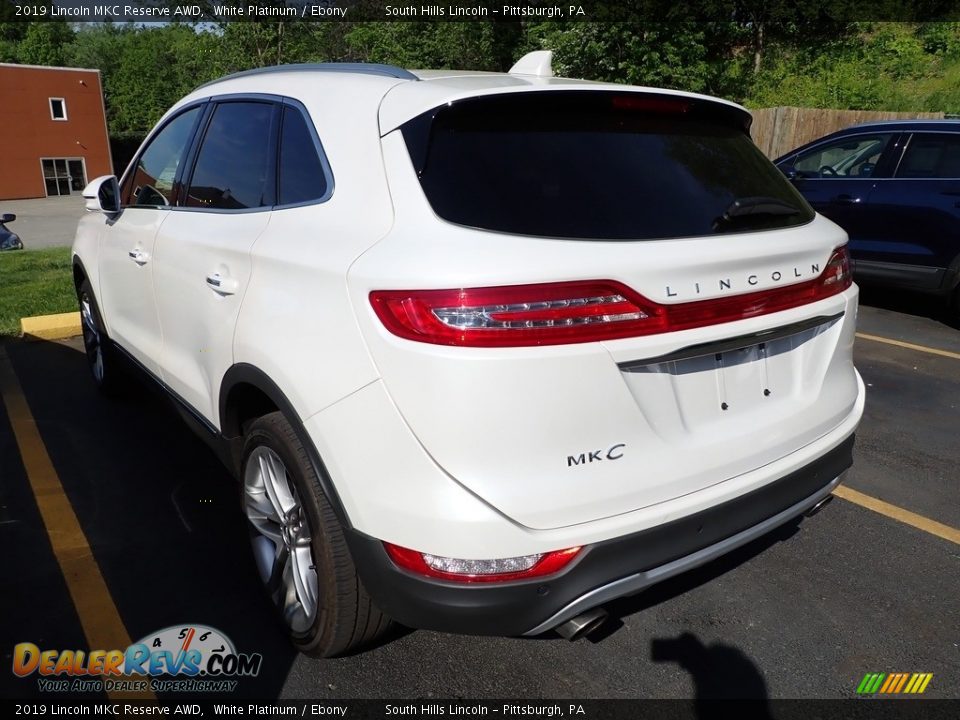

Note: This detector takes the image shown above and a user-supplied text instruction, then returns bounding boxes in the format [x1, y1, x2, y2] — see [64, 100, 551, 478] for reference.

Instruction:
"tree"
[14, 20, 74, 66]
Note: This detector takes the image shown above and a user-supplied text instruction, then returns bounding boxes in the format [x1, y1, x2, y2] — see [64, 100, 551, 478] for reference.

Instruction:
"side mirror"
[0, 213, 15, 223]
[780, 165, 799, 181]
[82, 175, 121, 214]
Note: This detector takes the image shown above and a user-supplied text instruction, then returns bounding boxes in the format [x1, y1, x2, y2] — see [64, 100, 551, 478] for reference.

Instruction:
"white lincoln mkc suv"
[73, 51, 865, 656]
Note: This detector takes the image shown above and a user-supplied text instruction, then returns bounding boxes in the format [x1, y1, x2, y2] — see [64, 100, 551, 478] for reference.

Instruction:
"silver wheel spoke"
[80, 294, 104, 382]
[243, 445, 320, 634]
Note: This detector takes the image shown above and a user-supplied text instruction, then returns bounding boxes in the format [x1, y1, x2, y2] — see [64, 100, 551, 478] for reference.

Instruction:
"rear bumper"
[346, 432, 855, 637]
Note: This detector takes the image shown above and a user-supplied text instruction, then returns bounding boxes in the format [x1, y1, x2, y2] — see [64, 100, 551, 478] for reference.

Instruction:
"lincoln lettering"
[665, 263, 822, 298]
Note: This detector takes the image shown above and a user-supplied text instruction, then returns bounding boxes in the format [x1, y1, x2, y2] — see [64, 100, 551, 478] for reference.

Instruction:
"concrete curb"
[21, 311, 82, 341]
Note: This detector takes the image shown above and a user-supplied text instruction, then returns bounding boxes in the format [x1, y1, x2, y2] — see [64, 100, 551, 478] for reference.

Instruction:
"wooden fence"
[750, 106, 945, 159]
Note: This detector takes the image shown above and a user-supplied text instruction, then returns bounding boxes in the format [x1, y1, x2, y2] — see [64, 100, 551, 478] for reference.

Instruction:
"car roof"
[185, 62, 751, 136]
[773, 119, 960, 163]
[843, 119, 960, 132]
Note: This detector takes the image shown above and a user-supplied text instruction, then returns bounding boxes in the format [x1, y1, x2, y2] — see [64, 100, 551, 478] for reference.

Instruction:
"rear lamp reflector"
[370, 246, 852, 347]
[383, 543, 582, 583]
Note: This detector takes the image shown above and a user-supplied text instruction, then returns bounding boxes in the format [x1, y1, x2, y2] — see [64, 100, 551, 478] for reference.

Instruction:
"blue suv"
[776, 121, 960, 321]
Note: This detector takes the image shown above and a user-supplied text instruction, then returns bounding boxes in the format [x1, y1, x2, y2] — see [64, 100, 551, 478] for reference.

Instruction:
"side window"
[278, 106, 329, 205]
[122, 106, 202, 208]
[897, 133, 960, 179]
[185, 101, 277, 210]
[793, 134, 893, 179]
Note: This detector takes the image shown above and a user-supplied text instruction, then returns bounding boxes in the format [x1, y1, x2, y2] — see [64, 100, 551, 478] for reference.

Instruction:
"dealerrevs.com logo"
[12, 625, 262, 693]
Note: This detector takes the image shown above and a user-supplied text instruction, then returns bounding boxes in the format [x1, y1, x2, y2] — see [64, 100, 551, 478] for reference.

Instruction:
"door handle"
[128, 249, 150, 265]
[206, 273, 240, 295]
[832, 194, 861, 205]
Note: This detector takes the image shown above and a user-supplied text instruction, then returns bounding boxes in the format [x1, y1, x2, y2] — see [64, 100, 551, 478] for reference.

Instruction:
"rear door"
[858, 131, 960, 290]
[152, 99, 278, 424]
[99, 105, 205, 375]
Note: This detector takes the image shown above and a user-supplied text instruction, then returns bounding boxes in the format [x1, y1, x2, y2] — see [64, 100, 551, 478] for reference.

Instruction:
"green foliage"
[5, 19, 960, 131]
[525, 22, 714, 93]
[15, 21, 74, 66]
[0, 247, 75, 337]
[344, 22, 514, 71]
[744, 23, 960, 113]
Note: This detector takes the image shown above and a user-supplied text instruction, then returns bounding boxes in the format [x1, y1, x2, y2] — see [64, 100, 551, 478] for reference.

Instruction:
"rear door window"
[896, 133, 960, 178]
[185, 101, 278, 210]
[401, 91, 813, 240]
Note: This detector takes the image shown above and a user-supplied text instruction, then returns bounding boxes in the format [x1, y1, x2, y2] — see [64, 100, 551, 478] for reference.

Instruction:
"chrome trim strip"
[522, 472, 846, 636]
[617, 311, 844, 369]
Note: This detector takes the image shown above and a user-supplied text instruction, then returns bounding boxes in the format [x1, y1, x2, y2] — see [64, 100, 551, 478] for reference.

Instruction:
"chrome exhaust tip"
[804, 494, 834, 518]
[554, 608, 608, 641]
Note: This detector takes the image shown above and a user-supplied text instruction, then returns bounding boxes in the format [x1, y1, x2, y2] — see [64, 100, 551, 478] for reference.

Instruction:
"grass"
[0, 247, 76, 337]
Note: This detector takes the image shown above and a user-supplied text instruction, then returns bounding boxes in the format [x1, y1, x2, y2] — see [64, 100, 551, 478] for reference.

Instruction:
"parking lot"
[1, 294, 957, 701]
[0, 196, 86, 250]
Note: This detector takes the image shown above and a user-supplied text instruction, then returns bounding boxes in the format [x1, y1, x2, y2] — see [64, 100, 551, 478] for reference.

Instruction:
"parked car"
[775, 121, 960, 320]
[0, 212, 23, 250]
[73, 54, 864, 657]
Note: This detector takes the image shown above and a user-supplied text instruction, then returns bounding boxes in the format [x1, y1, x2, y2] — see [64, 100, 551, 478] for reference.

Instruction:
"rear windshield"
[401, 91, 814, 240]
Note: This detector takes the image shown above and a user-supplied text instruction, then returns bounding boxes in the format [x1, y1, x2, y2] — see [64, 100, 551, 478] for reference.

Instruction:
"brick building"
[0, 63, 112, 200]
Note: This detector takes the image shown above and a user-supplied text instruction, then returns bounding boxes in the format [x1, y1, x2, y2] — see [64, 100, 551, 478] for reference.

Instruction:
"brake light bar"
[370, 246, 852, 347]
[383, 543, 582, 584]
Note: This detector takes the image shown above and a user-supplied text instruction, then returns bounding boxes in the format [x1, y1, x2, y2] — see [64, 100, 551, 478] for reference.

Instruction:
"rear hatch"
[350, 87, 859, 530]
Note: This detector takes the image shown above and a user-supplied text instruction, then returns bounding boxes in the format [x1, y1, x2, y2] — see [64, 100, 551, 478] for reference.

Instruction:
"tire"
[950, 286, 960, 329]
[76, 278, 125, 396]
[240, 411, 392, 657]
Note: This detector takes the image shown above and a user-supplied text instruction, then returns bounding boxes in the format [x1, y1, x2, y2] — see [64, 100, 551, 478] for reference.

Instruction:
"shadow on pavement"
[1, 337, 298, 699]
[858, 284, 957, 329]
[651, 632, 773, 715]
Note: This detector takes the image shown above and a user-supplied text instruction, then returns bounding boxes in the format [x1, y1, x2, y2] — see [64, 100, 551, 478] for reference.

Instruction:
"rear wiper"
[713, 196, 801, 231]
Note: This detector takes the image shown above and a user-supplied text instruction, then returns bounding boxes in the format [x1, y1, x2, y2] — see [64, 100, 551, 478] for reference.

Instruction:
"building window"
[49, 98, 67, 121]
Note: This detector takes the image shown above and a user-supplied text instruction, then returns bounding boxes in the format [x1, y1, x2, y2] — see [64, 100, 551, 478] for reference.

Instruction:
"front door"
[98, 105, 205, 375]
[784, 131, 900, 248]
[153, 100, 279, 424]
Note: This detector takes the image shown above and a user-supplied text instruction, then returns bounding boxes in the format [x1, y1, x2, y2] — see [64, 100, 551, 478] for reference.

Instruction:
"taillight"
[370, 246, 852, 347]
[383, 543, 582, 584]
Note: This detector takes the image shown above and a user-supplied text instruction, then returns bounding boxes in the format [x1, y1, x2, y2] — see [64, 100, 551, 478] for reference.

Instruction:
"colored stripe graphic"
[858, 672, 933, 694]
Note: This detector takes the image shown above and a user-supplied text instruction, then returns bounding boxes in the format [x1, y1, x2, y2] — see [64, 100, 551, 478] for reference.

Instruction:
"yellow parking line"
[0, 345, 154, 700]
[856, 332, 960, 361]
[833, 485, 960, 546]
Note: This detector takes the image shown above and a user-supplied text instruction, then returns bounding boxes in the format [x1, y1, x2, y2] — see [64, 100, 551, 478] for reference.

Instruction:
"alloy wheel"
[243, 446, 320, 634]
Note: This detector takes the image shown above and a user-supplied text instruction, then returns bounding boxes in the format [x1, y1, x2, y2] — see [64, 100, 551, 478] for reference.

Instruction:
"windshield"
[401, 91, 814, 240]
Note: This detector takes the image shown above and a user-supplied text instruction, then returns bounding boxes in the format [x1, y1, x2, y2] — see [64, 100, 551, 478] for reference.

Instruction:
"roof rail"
[195, 63, 418, 90]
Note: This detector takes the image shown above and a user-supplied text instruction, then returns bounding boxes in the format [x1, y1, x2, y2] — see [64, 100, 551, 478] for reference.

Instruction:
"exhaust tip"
[555, 608, 608, 641]
[804, 494, 834, 518]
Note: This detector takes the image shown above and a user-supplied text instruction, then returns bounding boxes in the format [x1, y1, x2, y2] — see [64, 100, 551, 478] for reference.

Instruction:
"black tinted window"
[123, 106, 202, 207]
[403, 92, 813, 240]
[279, 107, 328, 205]
[897, 133, 960, 178]
[186, 102, 277, 210]
[792, 134, 893, 179]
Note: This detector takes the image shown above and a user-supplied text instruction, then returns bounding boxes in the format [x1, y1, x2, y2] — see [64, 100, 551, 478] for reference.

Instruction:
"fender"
[219, 363, 352, 528]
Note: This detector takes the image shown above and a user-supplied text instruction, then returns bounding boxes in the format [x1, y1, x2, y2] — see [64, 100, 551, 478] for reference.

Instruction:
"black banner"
[2, 700, 959, 720]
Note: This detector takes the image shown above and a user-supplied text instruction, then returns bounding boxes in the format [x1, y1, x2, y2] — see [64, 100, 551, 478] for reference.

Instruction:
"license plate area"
[616, 314, 843, 435]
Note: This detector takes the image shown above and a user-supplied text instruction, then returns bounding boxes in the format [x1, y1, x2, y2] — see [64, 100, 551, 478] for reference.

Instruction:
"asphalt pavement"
[0, 298, 957, 702]
[0, 196, 86, 250]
